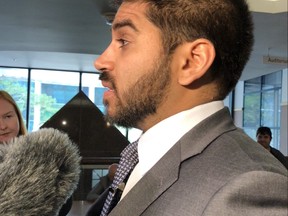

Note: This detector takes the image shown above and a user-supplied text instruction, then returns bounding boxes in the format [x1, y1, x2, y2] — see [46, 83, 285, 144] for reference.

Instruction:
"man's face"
[256, 133, 272, 149]
[95, 2, 171, 129]
[0, 99, 20, 143]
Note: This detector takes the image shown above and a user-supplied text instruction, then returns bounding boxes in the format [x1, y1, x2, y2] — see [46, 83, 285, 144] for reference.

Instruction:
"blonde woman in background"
[0, 90, 27, 143]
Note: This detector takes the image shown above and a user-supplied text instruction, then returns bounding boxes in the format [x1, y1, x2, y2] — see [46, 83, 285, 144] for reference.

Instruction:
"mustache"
[99, 71, 110, 81]
[99, 72, 117, 90]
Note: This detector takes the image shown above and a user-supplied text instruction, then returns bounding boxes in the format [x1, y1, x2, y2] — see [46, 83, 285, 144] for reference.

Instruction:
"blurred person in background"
[87, 163, 118, 202]
[256, 126, 288, 169]
[0, 90, 27, 143]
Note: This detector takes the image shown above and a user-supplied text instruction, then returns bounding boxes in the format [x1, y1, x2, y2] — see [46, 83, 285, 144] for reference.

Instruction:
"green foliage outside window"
[0, 74, 58, 130]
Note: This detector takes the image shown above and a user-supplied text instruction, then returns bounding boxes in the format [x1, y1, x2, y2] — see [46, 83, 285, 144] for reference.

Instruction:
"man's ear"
[176, 39, 215, 86]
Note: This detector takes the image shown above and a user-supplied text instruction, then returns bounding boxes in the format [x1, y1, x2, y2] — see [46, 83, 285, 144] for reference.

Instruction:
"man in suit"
[256, 126, 288, 169]
[86, 164, 118, 202]
[94, 0, 288, 215]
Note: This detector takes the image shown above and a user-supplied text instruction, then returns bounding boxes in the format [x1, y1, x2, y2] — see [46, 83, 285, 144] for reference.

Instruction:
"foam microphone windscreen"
[0, 128, 81, 216]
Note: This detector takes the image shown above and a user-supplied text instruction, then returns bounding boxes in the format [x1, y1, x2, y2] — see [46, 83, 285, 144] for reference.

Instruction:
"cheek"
[115, 48, 160, 95]
[13, 119, 20, 135]
[116, 63, 141, 93]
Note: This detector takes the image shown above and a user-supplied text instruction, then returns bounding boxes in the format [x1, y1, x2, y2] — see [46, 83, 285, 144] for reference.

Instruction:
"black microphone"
[0, 128, 81, 216]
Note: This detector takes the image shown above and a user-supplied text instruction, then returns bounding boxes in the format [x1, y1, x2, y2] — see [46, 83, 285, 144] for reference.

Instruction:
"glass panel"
[261, 88, 281, 149]
[244, 77, 261, 93]
[243, 70, 282, 149]
[243, 76, 262, 140]
[243, 93, 261, 127]
[0, 68, 28, 128]
[29, 69, 80, 131]
[262, 71, 282, 90]
[92, 168, 108, 187]
[82, 73, 106, 113]
[261, 90, 275, 126]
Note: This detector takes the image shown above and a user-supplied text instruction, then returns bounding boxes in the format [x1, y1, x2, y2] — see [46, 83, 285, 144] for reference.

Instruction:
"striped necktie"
[100, 141, 139, 216]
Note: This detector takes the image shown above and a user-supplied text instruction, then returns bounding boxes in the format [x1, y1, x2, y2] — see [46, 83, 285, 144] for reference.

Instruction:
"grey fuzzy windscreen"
[0, 128, 81, 216]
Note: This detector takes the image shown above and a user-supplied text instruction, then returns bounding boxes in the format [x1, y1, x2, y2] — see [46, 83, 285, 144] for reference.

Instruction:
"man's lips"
[103, 88, 115, 99]
[101, 80, 112, 89]
[101, 81, 115, 100]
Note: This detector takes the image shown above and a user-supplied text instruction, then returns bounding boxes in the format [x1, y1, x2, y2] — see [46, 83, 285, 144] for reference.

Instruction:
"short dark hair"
[256, 127, 272, 138]
[119, 0, 254, 99]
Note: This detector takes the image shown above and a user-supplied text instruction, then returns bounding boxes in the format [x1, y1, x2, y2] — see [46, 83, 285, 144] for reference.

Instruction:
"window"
[243, 71, 282, 149]
[29, 69, 80, 131]
[91, 168, 108, 187]
[0, 67, 28, 128]
[1, 67, 142, 141]
[82, 73, 105, 112]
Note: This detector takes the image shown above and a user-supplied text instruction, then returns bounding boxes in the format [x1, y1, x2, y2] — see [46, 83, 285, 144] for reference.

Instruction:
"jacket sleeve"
[86, 176, 109, 201]
[202, 171, 288, 216]
[0, 128, 81, 216]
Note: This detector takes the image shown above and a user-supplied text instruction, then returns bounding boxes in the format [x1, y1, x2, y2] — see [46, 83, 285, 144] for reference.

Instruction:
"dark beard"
[105, 56, 171, 128]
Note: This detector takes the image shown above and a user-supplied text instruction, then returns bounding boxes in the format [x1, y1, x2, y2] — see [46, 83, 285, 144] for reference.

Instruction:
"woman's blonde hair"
[0, 90, 27, 136]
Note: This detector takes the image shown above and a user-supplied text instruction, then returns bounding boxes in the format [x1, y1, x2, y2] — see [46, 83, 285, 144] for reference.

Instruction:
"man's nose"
[94, 55, 105, 72]
[94, 45, 114, 72]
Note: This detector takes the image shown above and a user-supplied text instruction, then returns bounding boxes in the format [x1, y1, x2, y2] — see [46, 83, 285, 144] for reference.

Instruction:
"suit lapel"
[109, 141, 181, 216]
[180, 107, 236, 161]
[109, 107, 236, 216]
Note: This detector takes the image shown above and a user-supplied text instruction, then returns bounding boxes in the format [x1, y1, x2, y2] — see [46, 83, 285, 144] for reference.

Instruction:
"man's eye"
[117, 39, 129, 47]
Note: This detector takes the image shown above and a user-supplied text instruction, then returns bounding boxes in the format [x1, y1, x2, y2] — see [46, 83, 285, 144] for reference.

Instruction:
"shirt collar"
[137, 101, 224, 177]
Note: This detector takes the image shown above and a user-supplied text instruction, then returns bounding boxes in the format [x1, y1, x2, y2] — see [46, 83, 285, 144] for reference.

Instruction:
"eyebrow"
[112, 19, 139, 33]
[1, 111, 14, 116]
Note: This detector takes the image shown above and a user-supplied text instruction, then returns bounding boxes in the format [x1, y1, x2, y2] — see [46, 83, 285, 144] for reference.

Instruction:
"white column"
[33, 80, 41, 131]
[233, 81, 244, 128]
[280, 68, 288, 155]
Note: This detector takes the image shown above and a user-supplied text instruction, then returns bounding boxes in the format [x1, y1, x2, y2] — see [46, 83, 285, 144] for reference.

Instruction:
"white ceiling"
[0, 0, 287, 81]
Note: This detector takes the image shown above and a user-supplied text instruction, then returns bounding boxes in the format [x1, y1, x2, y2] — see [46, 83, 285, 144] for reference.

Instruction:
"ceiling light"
[247, 0, 287, 13]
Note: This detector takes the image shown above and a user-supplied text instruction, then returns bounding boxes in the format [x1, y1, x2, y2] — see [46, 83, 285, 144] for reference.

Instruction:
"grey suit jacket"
[109, 107, 288, 216]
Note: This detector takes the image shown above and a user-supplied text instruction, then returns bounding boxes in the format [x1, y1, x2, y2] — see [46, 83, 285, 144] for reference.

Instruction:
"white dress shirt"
[121, 101, 224, 199]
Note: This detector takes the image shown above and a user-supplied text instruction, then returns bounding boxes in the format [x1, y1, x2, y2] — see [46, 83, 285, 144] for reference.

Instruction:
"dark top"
[86, 187, 110, 216]
[86, 175, 112, 202]
[270, 146, 288, 169]
[58, 196, 73, 216]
